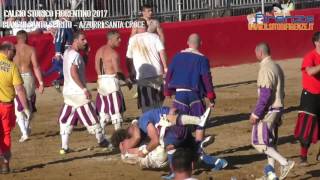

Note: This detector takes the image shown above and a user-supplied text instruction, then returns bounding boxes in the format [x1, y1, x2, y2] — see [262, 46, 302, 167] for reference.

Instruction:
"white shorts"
[121, 145, 168, 169]
[14, 72, 36, 119]
[97, 74, 120, 95]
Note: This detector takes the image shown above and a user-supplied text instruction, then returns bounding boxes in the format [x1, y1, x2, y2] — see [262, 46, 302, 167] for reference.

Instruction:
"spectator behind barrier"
[273, 0, 295, 16]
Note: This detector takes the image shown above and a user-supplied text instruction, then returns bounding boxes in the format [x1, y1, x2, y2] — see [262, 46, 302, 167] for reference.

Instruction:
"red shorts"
[0, 103, 15, 155]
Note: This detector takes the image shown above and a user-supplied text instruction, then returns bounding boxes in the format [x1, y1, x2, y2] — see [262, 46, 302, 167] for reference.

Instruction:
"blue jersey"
[138, 107, 189, 146]
[138, 107, 170, 134]
[54, 28, 73, 54]
[164, 52, 215, 99]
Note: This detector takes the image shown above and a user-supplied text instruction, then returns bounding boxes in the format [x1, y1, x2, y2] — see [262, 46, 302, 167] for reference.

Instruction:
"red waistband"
[0, 101, 13, 105]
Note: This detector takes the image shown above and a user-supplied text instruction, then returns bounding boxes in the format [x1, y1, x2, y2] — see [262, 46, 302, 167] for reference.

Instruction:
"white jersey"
[62, 48, 86, 96]
[126, 32, 164, 80]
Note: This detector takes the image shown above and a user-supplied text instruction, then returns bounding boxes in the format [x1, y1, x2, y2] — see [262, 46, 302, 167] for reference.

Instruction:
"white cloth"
[121, 145, 168, 168]
[63, 48, 86, 96]
[21, 72, 35, 99]
[63, 94, 90, 108]
[97, 74, 120, 95]
[126, 32, 164, 80]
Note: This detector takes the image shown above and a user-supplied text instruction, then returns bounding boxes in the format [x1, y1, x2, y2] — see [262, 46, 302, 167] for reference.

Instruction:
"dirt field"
[3, 58, 320, 180]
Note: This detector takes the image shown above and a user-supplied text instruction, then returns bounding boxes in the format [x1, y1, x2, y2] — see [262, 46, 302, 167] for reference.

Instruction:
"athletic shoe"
[19, 135, 29, 143]
[212, 158, 228, 171]
[264, 165, 278, 180]
[59, 148, 70, 155]
[199, 107, 211, 128]
[0, 162, 10, 174]
[299, 156, 308, 166]
[200, 136, 214, 149]
[161, 173, 175, 180]
[279, 160, 295, 180]
[99, 139, 113, 150]
[200, 155, 228, 171]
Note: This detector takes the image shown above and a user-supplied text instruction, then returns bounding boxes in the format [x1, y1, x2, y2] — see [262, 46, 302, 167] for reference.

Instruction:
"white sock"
[95, 132, 105, 143]
[265, 147, 288, 166]
[114, 123, 121, 130]
[17, 118, 28, 137]
[61, 134, 69, 150]
[24, 119, 30, 130]
[267, 156, 276, 168]
[179, 115, 200, 125]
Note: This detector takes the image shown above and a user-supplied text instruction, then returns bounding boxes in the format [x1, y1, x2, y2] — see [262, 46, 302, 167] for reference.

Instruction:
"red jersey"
[301, 49, 320, 94]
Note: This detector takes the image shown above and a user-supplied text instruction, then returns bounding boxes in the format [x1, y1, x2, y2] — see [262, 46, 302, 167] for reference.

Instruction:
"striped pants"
[137, 85, 165, 113]
[58, 102, 103, 136]
[96, 91, 126, 130]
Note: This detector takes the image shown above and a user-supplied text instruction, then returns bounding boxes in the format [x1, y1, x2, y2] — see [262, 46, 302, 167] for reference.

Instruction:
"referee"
[0, 42, 30, 174]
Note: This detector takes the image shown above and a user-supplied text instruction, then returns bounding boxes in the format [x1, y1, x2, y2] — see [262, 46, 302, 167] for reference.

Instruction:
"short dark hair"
[140, 3, 153, 11]
[312, 31, 320, 45]
[111, 129, 129, 148]
[172, 148, 196, 172]
[73, 31, 85, 42]
[0, 42, 15, 51]
[16, 30, 27, 39]
[137, 17, 148, 30]
[107, 30, 119, 40]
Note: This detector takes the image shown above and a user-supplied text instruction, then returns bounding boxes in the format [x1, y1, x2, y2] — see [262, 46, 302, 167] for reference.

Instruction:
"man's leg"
[108, 91, 126, 130]
[14, 97, 29, 142]
[96, 93, 111, 134]
[253, 112, 294, 179]
[58, 104, 76, 154]
[189, 98, 207, 152]
[164, 107, 211, 128]
[76, 103, 110, 148]
[0, 104, 15, 173]
[294, 111, 318, 165]
[138, 84, 164, 113]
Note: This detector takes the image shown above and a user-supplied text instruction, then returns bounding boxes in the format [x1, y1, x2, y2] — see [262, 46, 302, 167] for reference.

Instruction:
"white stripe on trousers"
[59, 103, 97, 126]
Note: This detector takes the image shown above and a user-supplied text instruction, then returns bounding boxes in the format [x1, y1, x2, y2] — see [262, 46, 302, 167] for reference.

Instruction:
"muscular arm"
[126, 58, 136, 82]
[306, 65, 320, 76]
[31, 48, 44, 92]
[14, 84, 29, 110]
[157, 26, 165, 45]
[159, 50, 168, 73]
[70, 65, 85, 89]
[146, 123, 160, 152]
[95, 48, 102, 75]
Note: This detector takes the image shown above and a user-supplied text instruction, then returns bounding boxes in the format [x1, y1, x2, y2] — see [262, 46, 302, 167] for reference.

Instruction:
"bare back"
[95, 45, 121, 75]
[14, 43, 35, 74]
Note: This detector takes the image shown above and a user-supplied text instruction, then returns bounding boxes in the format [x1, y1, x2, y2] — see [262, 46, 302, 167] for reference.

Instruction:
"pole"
[0, 1, 3, 37]
[261, 0, 265, 14]
[178, 0, 182, 21]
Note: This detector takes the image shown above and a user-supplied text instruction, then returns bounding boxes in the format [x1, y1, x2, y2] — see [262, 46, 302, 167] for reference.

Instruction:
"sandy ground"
[2, 58, 320, 180]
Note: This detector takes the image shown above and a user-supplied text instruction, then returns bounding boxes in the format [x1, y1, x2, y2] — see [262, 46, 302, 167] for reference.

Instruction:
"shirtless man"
[95, 30, 131, 131]
[131, 4, 165, 44]
[13, 30, 44, 142]
[130, 4, 165, 99]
